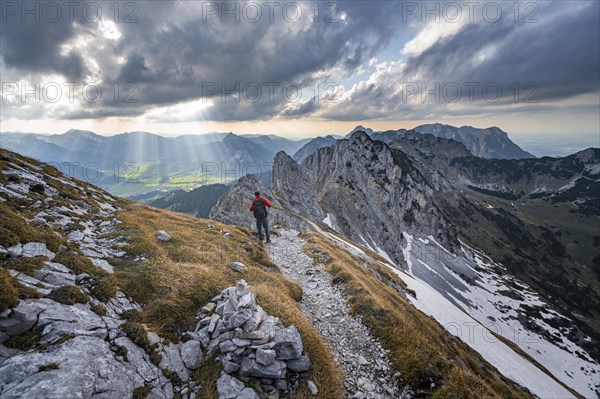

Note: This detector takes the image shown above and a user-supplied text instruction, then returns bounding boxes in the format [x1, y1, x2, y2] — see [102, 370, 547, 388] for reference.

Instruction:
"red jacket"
[250, 196, 272, 212]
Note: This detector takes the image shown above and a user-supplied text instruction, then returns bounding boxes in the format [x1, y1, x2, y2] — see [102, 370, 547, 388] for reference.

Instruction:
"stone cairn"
[187, 279, 312, 398]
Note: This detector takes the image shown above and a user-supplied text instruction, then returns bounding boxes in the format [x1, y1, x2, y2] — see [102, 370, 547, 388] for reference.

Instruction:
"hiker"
[250, 191, 272, 243]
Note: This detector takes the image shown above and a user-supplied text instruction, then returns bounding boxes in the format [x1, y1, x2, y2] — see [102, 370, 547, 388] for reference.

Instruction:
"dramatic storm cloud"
[0, 0, 598, 131]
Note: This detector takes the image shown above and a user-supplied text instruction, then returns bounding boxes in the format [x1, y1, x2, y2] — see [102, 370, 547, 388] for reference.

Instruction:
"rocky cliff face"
[214, 132, 459, 266]
[271, 152, 323, 224]
[272, 131, 458, 266]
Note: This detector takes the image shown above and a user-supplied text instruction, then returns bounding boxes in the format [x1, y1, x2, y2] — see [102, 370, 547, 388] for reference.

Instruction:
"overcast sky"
[0, 0, 599, 141]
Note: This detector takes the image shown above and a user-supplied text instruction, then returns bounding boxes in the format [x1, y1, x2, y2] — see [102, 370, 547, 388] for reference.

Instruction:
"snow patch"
[322, 213, 335, 230]
[401, 232, 414, 273]
[558, 177, 579, 192]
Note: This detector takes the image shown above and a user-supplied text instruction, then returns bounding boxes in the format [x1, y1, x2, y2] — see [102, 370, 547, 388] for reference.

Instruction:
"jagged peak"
[274, 150, 292, 160]
[574, 147, 600, 162]
[237, 173, 261, 184]
[348, 130, 372, 142]
[223, 132, 239, 141]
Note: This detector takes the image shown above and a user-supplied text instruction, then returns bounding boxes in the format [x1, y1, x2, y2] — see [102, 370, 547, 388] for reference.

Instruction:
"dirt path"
[267, 229, 411, 399]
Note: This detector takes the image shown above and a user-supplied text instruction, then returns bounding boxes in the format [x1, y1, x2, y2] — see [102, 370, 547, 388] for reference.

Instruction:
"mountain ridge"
[295, 123, 535, 162]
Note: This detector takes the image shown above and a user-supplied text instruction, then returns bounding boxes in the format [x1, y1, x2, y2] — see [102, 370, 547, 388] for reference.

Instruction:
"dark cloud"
[1, 0, 598, 122]
[404, 1, 600, 102]
[0, 11, 87, 80]
[117, 54, 152, 83]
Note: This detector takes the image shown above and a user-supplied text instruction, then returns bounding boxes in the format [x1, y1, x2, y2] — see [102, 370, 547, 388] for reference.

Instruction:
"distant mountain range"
[0, 129, 311, 196]
[290, 123, 535, 169]
[1, 123, 533, 198]
[347, 123, 535, 159]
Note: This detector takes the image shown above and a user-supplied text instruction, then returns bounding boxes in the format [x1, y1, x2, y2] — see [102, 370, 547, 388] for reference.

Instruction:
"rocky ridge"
[270, 131, 458, 266]
[213, 131, 458, 268]
[292, 135, 338, 164]
[0, 153, 177, 398]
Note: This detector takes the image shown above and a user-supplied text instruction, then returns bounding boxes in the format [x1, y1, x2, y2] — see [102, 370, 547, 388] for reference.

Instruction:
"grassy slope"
[109, 203, 345, 399]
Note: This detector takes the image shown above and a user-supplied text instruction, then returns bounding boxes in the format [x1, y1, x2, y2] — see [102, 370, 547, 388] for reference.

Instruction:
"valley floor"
[267, 230, 411, 399]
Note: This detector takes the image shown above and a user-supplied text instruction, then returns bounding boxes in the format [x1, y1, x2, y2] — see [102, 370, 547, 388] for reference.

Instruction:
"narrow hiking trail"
[268, 229, 411, 399]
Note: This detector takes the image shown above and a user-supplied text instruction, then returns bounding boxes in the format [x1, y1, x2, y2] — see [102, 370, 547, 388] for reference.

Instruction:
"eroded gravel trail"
[268, 229, 411, 399]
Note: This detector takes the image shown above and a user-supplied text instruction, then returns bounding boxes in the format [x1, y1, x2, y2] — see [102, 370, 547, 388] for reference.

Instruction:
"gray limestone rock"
[228, 261, 247, 273]
[272, 326, 303, 360]
[255, 349, 276, 366]
[216, 371, 247, 399]
[155, 230, 172, 242]
[180, 340, 203, 370]
[0, 336, 173, 399]
[21, 242, 55, 261]
[228, 309, 253, 329]
[239, 357, 286, 379]
[286, 356, 311, 372]
[159, 343, 190, 383]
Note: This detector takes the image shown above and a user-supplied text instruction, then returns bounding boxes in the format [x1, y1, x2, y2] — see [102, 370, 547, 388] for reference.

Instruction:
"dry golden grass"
[0, 203, 65, 252]
[301, 231, 534, 399]
[112, 203, 345, 398]
[0, 268, 19, 311]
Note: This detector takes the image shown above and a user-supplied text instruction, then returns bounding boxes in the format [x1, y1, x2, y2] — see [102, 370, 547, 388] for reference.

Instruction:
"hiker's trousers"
[256, 217, 270, 240]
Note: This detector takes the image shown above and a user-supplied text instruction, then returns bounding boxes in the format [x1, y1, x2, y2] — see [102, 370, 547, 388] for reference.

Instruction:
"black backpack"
[253, 198, 268, 219]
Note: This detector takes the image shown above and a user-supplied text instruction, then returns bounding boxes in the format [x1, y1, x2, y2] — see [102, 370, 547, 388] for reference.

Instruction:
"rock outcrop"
[0, 153, 175, 398]
[213, 132, 458, 266]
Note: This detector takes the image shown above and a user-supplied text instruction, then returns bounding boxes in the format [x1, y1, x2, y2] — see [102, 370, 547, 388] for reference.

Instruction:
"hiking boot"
[266, 238, 271, 243]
